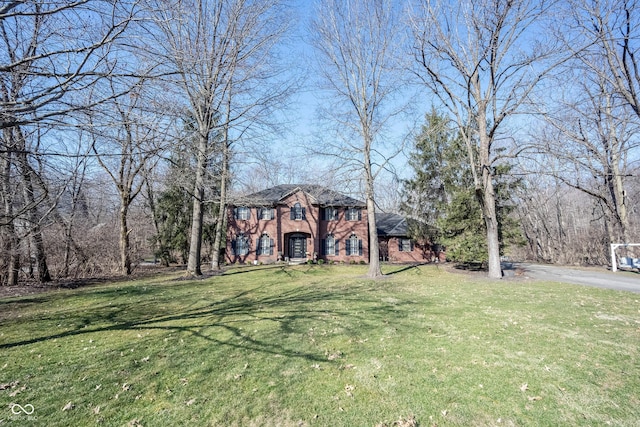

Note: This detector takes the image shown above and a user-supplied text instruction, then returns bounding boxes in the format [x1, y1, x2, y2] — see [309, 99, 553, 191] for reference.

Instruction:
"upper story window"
[346, 207, 361, 221]
[258, 207, 274, 220]
[235, 206, 250, 220]
[322, 207, 338, 221]
[290, 202, 306, 220]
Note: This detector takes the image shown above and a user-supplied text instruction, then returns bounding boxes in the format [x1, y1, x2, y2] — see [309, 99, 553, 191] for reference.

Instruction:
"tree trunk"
[119, 197, 132, 275]
[479, 180, 502, 279]
[477, 120, 502, 279]
[18, 148, 51, 282]
[187, 133, 208, 276]
[364, 138, 382, 278]
[211, 139, 230, 271]
[1, 137, 19, 286]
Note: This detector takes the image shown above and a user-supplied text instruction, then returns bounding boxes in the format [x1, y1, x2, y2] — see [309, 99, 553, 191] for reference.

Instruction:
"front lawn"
[1, 264, 638, 426]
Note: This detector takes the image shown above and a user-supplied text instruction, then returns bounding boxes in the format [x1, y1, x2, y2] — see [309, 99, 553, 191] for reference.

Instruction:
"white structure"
[610, 243, 640, 272]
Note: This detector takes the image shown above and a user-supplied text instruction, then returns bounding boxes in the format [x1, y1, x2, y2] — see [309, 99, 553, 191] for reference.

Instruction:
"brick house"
[376, 213, 445, 263]
[225, 184, 439, 264]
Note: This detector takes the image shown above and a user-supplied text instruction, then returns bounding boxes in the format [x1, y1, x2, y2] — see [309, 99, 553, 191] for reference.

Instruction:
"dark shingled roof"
[375, 212, 409, 237]
[232, 184, 366, 207]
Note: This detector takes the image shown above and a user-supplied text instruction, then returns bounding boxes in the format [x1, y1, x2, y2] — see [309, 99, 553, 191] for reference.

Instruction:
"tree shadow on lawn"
[0, 280, 421, 364]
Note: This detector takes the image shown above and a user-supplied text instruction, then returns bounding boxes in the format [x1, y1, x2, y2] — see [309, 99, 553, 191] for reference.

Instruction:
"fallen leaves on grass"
[8, 384, 26, 397]
[344, 384, 355, 398]
[375, 415, 418, 427]
[62, 402, 75, 411]
[520, 383, 528, 392]
[326, 350, 343, 361]
[0, 380, 19, 390]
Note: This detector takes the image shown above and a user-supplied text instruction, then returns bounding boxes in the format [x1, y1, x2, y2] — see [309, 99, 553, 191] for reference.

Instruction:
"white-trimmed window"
[257, 233, 274, 256]
[290, 202, 305, 220]
[322, 234, 339, 256]
[345, 234, 362, 256]
[399, 238, 414, 252]
[322, 207, 338, 221]
[235, 206, 250, 220]
[233, 233, 249, 255]
[258, 207, 274, 220]
[346, 207, 361, 221]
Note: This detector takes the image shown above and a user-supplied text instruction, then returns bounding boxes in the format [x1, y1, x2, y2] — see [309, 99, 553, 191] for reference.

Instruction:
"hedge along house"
[226, 185, 368, 264]
[225, 184, 440, 264]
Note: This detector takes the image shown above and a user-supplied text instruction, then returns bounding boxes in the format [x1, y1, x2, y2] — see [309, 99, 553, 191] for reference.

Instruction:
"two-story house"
[225, 184, 442, 264]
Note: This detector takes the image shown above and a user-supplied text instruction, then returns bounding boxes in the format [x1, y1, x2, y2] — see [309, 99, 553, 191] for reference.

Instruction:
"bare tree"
[88, 77, 167, 275]
[568, 0, 640, 120]
[0, 1, 137, 284]
[410, 0, 563, 278]
[0, 1, 136, 130]
[538, 69, 639, 247]
[144, 0, 291, 275]
[311, 0, 408, 278]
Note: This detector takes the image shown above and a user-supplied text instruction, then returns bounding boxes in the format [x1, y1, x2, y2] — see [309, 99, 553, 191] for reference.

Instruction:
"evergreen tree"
[402, 110, 522, 265]
[153, 150, 194, 265]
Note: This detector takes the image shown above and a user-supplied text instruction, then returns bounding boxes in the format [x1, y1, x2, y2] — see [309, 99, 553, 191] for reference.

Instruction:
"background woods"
[0, 0, 639, 284]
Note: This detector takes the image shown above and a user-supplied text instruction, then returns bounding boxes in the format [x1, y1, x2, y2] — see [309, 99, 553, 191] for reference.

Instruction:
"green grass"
[0, 264, 639, 426]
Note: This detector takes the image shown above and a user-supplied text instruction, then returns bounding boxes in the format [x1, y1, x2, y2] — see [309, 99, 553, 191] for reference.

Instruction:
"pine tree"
[402, 110, 522, 265]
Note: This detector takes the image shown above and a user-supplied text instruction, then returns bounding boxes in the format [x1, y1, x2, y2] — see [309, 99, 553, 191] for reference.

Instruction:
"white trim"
[610, 243, 640, 272]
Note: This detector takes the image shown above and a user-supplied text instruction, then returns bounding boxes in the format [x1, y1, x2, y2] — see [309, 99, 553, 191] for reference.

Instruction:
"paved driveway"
[516, 263, 640, 293]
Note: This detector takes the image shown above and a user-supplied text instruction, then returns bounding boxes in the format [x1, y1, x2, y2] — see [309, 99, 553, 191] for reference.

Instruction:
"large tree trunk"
[364, 139, 382, 278]
[1, 136, 19, 286]
[17, 145, 51, 282]
[187, 133, 208, 276]
[479, 177, 502, 279]
[478, 118, 502, 279]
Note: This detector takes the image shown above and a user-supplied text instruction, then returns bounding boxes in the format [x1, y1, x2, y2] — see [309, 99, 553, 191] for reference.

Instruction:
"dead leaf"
[375, 415, 418, 427]
[8, 385, 26, 397]
[128, 419, 143, 427]
[62, 402, 75, 411]
[344, 384, 355, 397]
[520, 383, 528, 392]
[528, 395, 542, 401]
[0, 380, 19, 390]
[93, 406, 100, 415]
[186, 399, 196, 406]
[122, 383, 131, 391]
